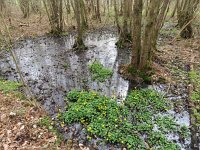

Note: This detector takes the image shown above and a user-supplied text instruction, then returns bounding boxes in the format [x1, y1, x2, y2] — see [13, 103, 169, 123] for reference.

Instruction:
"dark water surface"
[0, 32, 130, 114]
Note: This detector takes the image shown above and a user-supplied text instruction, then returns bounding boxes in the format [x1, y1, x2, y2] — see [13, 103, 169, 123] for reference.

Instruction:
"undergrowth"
[88, 61, 113, 82]
[38, 116, 64, 145]
[127, 65, 153, 83]
[189, 71, 200, 126]
[60, 89, 189, 149]
[189, 71, 200, 101]
[0, 78, 22, 92]
[0, 78, 26, 99]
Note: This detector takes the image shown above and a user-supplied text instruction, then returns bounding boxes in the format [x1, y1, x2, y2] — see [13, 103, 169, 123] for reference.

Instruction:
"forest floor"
[0, 36, 199, 150]
[0, 90, 67, 150]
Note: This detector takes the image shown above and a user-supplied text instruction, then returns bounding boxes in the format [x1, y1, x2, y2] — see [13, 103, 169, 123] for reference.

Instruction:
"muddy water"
[149, 84, 191, 149]
[0, 32, 130, 114]
[0, 32, 192, 149]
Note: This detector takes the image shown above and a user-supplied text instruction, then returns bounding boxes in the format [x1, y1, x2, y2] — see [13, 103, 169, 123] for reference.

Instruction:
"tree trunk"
[80, 0, 88, 29]
[43, 0, 64, 34]
[96, 0, 101, 22]
[152, 0, 170, 51]
[73, 0, 87, 50]
[131, 0, 143, 68]
[114, 0, 120, 33]
[0, 0, 6, 12]
[139, 0, 162, 70]
[18, 0, 30, 18]
[178, 0, 199, 38]
[31, 0, 41, 14]
[116, 0, 132, 48]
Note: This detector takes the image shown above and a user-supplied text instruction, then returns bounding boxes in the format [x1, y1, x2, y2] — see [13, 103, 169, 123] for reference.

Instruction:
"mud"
[0, 31, 192, 149]
[0, 31, 130, 115]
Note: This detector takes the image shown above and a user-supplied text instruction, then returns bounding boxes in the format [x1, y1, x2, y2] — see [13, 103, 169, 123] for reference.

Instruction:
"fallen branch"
[19, 23, 29, 27]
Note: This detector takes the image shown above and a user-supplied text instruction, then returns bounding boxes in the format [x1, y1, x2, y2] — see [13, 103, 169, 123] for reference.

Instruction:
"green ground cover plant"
[88, 61, 113, 82]
[60, 89, 189, 149]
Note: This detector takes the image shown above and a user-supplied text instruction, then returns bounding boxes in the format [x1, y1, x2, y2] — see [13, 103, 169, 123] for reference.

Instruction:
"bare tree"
[115, 0, 133, 48]
[73, 0, 87, 50]
[43, 0, 64, 34]
[31, 0, 41, 14]
[131, 0, 170, 70]
[18, 0, 30, 18]
[0, 0, 6, 13]
[177, 0, 200, 38]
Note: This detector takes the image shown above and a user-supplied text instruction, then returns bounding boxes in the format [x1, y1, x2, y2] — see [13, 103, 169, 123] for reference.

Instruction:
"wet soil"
[0, 31, 196, 149]
[0, 31, 130, 115]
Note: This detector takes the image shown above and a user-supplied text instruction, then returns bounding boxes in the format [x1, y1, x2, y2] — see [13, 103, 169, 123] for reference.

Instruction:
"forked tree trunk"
[116, 0, 132, 48]
[131, 0, 169, 71]
[171, 0, 178, 18]
[31, 0, 41, 14]
[66, 0, 71, 14]
[152, 0, 170, 51]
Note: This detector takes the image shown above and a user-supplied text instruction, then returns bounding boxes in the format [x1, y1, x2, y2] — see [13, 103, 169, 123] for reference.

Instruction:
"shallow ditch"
[0, 31, 192, 149]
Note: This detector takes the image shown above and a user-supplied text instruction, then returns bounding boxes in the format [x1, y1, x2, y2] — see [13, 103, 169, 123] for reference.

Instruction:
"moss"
[127, 65, 153, 83]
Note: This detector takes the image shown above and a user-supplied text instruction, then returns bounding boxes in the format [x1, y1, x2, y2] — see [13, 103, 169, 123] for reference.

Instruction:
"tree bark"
[131, 0, 142, 68]
[96, 0, 101, 22]
[178, 0, 199, 38]
[43, 0, 64, 34]
[0, 0, 6, 12]
[140, 0, 162, 69]
[18, 0, 30, 18]
[73, 0, 87, 50]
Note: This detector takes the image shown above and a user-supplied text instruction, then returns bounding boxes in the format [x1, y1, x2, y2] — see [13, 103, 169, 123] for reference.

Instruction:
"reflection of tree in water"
[0, 33, 130, 114]
[66, 37, 130, 100]
[68, 50, 90, 91]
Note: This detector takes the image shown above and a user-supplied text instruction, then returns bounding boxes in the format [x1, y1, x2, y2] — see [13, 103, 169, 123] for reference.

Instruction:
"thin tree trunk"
[131, 0, 143, 68]
[73, 0, 87, 50]
[0, 0, 6, 12]
[96, 0, 101, 22]
[140, 0, 161, 69]
[18, 0, 30, 18]
[114, 0, 120, 33]
[178, 0, 199, 38]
